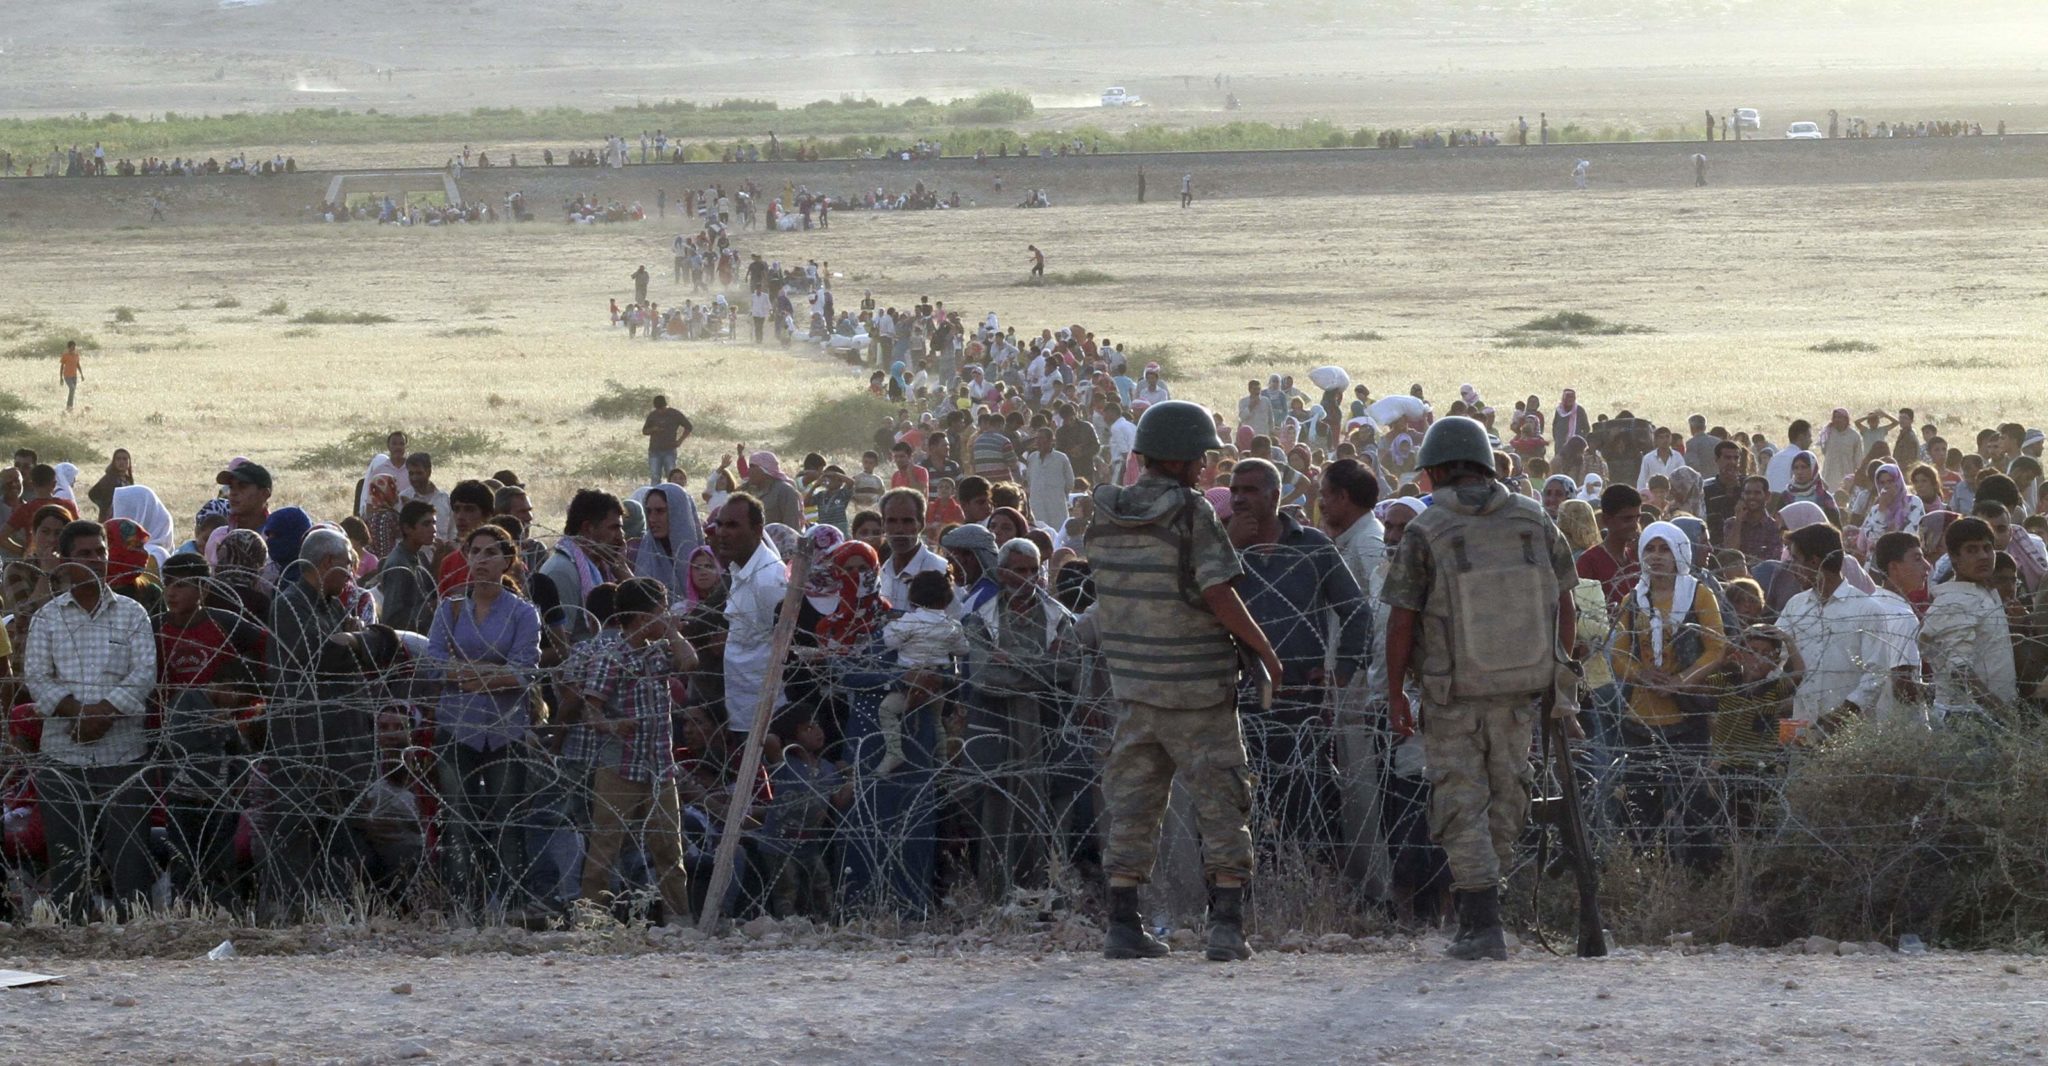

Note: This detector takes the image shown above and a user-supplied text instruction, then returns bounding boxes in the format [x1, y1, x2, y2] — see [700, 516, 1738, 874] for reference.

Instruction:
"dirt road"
[3, 939, 2040, 1064]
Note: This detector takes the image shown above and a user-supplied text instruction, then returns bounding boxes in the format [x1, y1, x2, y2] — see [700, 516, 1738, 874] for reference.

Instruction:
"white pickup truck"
[1101, 87, 1141, 108]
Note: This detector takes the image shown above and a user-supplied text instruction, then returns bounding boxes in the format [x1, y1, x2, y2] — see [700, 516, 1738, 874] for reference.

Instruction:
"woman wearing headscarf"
[111, 484, 174, 566]
[620, 497, 646, 543]
[51, 461, 79, 503]
[1609, 520, 1729, 866]
[102, 517, 165, 613]
[87, 449, 135, 520]
[628, 482, 702, 600]
[1667, 465, 1706, 520]
[364, 474, 403, 559]
[1777, 451, 1842, 527]
[262, 506, 314, 584]
[184, 497, 232, 558]
[1555, 498, 1601, 555]
[1858, 463, 1925, 556]
[211, 526, 274, 622]
[1541, 474, 1578, 519]
[675, 544, 729, 712]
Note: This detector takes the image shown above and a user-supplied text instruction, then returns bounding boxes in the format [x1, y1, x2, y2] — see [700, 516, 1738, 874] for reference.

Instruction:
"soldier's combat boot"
[1448, 891, 1476, 950]
[1102, 886, 1171, 960]
[1445, 886, 1508, 962]
[1204, 885, 1254, 962]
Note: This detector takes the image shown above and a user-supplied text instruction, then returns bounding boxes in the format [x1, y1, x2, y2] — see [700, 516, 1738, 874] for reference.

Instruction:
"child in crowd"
[926, 477, 964, 534]
[876, 570, 968, 775]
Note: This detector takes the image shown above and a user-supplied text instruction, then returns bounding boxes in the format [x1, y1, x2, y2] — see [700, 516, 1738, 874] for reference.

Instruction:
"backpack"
[1413, 498, 1560, 700]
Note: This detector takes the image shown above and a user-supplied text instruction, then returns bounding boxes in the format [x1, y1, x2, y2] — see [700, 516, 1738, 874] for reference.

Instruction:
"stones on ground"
[1803, 936, 1838, 956]
[390, 982, 413, 995]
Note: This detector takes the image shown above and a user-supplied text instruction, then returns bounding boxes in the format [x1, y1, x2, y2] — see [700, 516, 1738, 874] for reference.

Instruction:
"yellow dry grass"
[1, 175, 2043, 524]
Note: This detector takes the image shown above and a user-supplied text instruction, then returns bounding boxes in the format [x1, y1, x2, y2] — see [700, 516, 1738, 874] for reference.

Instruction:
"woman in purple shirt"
[426, 524, 543, 917]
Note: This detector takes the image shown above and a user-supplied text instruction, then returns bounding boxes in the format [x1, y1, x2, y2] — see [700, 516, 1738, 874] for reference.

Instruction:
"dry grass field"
[1, 172, 2043, 523]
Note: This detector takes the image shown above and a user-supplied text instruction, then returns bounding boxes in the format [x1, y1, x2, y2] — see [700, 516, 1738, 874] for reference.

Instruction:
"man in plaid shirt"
[22, 519, 158, 923]
[576, 577, 699, 923]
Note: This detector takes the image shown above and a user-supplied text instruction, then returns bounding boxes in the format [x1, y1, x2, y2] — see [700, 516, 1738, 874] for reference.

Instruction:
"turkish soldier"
[1088, 400, 1283, 962]
[1381, 416, 1579, 960]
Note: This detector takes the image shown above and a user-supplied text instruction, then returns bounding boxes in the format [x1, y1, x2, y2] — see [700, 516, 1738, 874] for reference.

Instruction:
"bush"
[1500, 335, 1584, 349]
[258, 298, 289, 316]
[0, 390, 101, 463]
[1, 330, 98, 361]
[212, 296, 241, 309]
[291, 309, 395, 325]
[782, 392, 899, 458]
[586, 379, 665, 420]
[110, 306, 137, 323]
[1810, 338, 1878, 353]
[1507, 311, 1651, 336]
[292, 426, 501, 470]
[434, 326, 502, 338]
[1121, 342, 1181, 380]
[1320, 330, 1385, 342]
[1014, 269, 1115, 288]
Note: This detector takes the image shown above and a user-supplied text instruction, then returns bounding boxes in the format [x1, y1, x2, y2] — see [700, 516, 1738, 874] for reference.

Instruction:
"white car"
[1786, 121, 1823, 140]
[1101, 87, 1140, 108]
[1735, 108, 1761, 131]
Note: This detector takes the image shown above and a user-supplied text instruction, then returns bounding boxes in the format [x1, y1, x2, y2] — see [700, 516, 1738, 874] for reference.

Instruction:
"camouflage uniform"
[1379, 482, 1578, 891]
[1089, 473, 1254, 885]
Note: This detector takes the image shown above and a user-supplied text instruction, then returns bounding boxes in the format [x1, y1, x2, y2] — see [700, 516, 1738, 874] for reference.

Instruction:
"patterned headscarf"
[215, 528, 270, 590]
[103, 518, 153, 590]
[812, 539, 886, 651]
[367, 474, 401, 512]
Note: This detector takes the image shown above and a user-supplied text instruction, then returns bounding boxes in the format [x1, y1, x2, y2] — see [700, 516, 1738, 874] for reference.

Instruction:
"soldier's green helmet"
[1417, 415, 1496, 472]
[1133, 400, 1223, 462]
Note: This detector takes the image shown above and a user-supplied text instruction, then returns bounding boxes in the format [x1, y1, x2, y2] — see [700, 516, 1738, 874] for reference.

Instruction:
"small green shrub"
[1500, 335, 1584, 349]
[435, 325, 503, 338]
[783, 391, 899, 457]
[1810, 338, 1878, 353]
[1013, 269, 1116, 288]
[1, 330, 98, 361]
[292, 427, 500, 470]
[1510, 310, 1650, 335]
[110, 306, 137, 323]
[212, 296, 242, 309]
[1320, 330, 1384, 342]
[258, 298, 289, 316]
[291, 309, 395, 325]
[586, 379, 665, 420]
[0, 390, 101, 462]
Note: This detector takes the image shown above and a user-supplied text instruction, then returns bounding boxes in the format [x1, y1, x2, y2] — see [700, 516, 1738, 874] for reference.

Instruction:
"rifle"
[1533, 657, 1608, 958]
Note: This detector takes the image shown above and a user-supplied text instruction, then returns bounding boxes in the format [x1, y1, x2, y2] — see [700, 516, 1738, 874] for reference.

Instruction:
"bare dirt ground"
[3, 936, 2043, 1064]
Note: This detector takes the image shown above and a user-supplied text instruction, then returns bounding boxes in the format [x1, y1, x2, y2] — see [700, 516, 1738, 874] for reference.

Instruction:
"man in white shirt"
[1106, 402, 1138, 487]
[1764, 419, 1814, 493]
[1636, 427, 1690, 491]
[1778, 524, 1905, 729]
[877, 488, 952, 609]
[1864, 531, 1931, 727]
[1021, 426, 1076, 526]
[23, 519, 159, 922]
[399, 452, 454, 538]
[715, 494, 788, 737]
[1133, 366, 1171, 407]
[1921, 516, 2019, 718]
[1237, 379, 1272, 438]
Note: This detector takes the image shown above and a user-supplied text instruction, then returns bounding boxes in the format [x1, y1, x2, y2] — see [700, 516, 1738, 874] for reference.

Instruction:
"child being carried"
[877, 570, 969, 775]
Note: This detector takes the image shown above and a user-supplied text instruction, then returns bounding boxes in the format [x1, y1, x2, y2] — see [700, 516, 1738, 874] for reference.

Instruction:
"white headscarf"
[1579, 472, 1605, 502]
[628, 482, 703, 597]
[1635, 520, 1697, 667]
[52, 461, 79, 501]
[1374, 496, 1428, 523]
[112, 485, 175, 565]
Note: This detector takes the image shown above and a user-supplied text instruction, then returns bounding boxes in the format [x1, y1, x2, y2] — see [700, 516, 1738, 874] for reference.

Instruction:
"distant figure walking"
[1540, 113, 1550, 145]
[1705, 109, 1715, 142]
[632, 264, 651, 304]
[1693, 153, 1708, 187]
[1137, 167, 1147, 204]
[1572, 159, 1590, 190]
[1027, 244, 1045, 280]
[59, 340, 82, 411]
[1180, 173, 1193, 208]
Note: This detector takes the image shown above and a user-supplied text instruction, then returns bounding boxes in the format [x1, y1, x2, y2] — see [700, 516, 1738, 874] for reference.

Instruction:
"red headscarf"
[813, 539, 888, 651]
[103, 518, 153, 590]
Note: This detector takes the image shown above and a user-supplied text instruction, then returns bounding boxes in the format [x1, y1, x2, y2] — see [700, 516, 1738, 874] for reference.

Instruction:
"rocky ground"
[2, 918, 2042, 1065]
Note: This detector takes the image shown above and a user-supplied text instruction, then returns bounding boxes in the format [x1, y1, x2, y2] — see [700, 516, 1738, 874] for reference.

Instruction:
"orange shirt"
[59, 351, 80, 378]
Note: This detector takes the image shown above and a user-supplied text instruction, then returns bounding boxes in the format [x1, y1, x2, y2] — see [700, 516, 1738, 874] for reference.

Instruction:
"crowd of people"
[7, 147, 298, 178]
[5, 256, 2044, 934]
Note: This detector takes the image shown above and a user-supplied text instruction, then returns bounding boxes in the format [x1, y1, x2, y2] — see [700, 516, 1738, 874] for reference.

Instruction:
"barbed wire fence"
[4, 532, 2047, 950]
